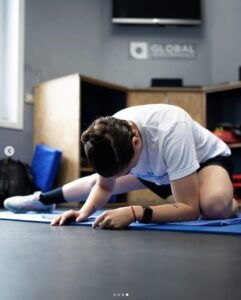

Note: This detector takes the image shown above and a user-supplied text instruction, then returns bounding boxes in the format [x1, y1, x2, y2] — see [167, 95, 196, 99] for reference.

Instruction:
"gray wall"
[209, 0, 241, 84]
[1, 0, 241, 163]
[101, 0, 212, 87]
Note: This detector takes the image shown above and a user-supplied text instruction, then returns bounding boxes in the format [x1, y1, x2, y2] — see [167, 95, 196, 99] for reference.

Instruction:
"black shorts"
[138, 155, 233, 199]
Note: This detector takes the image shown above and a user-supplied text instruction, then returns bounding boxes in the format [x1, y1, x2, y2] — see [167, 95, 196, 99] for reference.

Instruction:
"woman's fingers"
[59, 212, 72, 226]
[100, 217, 112, 229]
[51, 209, 119, 229]
[50, 215, 62, 226]
[75, 211, 89, 222]
[92, 212, 107, 229]
[51, 210, 78, 226]
[92, 211, 116, 229]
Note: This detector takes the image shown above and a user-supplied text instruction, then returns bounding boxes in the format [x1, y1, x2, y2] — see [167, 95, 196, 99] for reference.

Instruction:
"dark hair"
[81, 116, 134, 177]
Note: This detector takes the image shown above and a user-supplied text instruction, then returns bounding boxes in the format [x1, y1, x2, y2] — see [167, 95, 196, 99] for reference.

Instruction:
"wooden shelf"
[81, 167, 94, 173]
[228, 143, 241, 149]
[34, 75, 241, 200]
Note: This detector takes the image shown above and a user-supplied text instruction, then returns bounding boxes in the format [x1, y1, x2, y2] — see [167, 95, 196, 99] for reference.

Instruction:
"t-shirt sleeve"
[163, 121, 200, 181]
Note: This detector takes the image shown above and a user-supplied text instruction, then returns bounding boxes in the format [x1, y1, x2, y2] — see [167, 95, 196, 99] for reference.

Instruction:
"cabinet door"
[127, 91, 167, 107]
[127, 91, 205, 125]
[34, 74, 81, 186]
[166, 92, 205, 126]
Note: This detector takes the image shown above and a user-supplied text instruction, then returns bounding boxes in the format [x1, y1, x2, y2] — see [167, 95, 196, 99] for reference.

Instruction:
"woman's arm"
[51, 175, 116, 226]
[137, 171, 200, 223]
[93, 171, 200, 229]
[80, 175, 116, 215]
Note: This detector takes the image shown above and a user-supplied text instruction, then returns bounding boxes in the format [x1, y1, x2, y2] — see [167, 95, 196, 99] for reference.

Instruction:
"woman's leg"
[3, 173, 146, 213]
[63, 173, 146, 203]
[198, 165, 238, 219]
[62, 174, 97, 202]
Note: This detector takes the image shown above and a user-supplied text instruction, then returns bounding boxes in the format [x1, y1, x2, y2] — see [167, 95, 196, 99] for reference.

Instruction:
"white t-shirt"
[114, 104, 230, 185]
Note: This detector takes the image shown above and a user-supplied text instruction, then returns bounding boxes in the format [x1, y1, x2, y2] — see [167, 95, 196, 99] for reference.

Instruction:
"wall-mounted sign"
[129, 42, 196, 60]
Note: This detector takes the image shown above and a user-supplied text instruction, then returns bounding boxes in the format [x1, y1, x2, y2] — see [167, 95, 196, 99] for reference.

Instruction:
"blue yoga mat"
[1, 210, 241, 235]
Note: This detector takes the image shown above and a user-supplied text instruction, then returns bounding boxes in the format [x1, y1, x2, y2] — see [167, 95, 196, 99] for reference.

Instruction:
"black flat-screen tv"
[112, 0, 202, 26]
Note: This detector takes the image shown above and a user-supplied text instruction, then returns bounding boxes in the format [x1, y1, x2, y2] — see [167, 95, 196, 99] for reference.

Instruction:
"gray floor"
[1, 219, 241, 300]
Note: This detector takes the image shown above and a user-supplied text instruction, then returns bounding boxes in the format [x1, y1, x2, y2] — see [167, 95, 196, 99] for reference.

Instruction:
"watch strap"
[141, 206, 153, 224]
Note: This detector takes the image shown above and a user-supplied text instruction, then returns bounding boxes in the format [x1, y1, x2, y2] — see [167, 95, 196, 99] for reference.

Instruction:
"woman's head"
[81, 116, 135, 177]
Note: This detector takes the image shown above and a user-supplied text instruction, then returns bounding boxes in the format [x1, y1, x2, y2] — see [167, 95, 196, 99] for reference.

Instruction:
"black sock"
[39, 187, 67, 205]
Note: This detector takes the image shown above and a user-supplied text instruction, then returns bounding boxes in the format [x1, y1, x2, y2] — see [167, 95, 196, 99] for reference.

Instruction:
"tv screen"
[112, 0, 202, 26]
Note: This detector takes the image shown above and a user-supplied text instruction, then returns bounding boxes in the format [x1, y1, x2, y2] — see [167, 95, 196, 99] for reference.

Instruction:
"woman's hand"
[92, 207, 134, 230]
[51, 210, 89, 226]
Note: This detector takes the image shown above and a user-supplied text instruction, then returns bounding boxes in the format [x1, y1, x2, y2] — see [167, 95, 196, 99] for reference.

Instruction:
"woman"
[4, 104, 238, 229]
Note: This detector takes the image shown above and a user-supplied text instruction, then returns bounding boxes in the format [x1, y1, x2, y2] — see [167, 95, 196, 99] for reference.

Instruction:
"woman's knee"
[200, 191, 234, 219]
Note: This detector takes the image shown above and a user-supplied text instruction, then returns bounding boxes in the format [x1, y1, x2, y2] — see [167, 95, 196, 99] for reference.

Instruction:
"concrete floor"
[1, 218, 241, 300]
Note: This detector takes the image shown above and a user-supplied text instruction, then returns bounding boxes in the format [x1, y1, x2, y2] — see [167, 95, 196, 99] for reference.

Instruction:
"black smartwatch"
[141, 206, 153, 224]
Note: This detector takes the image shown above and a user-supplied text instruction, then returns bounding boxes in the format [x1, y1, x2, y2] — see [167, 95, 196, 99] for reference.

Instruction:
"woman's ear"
[132, 136, 141, 149]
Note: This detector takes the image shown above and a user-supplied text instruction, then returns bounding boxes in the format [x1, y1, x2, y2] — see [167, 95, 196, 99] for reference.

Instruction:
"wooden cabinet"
[126, 88, 205, 204]
[34, 74, 127, 206]
[204, 83, 241, 175]
[34, 74, 81, 185]
[34, 75, 241, 206]
[127, 90, 205, 125]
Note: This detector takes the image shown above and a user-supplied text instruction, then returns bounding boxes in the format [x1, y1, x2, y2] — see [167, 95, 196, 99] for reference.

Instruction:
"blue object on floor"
[31, 144, 62, 192]
[1, 211, 241, 235]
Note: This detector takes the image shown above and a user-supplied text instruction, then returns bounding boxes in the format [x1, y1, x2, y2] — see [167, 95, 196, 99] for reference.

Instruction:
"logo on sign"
[129, 42, 196, 59]
[129, 42, 148, 60]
